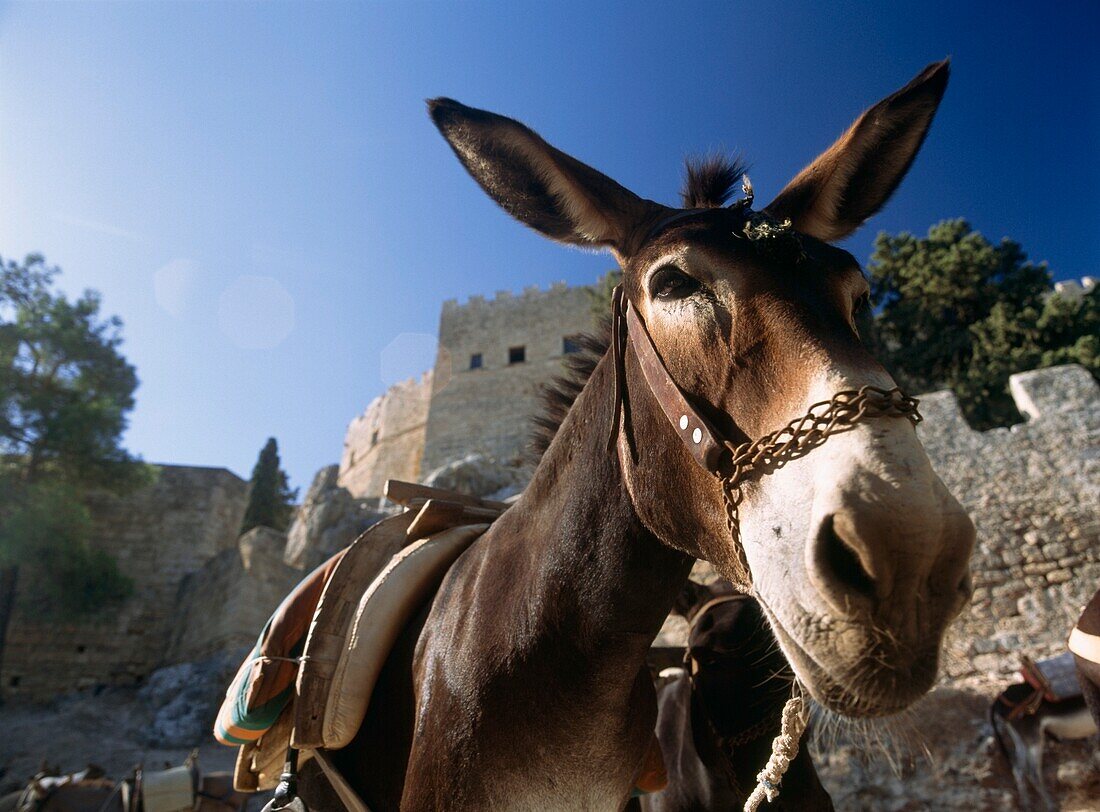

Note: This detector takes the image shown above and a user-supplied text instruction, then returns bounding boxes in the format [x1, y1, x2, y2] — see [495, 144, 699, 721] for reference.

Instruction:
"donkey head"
[429, 60, 974, 717]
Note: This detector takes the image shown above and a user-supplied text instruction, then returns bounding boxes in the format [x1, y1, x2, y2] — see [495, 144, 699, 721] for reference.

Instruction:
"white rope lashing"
[743, 688, 808, 812]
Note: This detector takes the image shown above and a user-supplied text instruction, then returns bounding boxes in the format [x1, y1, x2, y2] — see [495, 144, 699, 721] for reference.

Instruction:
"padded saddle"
[219, 480, 507, 792]
[1021, 651, 1083, 704]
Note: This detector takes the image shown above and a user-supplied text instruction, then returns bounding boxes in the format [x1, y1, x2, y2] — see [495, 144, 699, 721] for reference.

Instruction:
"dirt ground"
[812, 685, 1100, 811]
[0, 687, 237, 787]
[0, 681, 1097, 810]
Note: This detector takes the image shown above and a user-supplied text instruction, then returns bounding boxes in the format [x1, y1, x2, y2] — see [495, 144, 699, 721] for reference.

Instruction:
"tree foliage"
[0, 254, 146, 617]
[0, 478, 132, 616]
[240, 437, 298, 534]
[0, 254, 149, 489]
[865, 220, 1096, 429]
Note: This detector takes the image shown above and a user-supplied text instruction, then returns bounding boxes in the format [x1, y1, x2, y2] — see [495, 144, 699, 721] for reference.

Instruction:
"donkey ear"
[428, 98, 654, 252]
[765, 60, 950, 242]
[671, 580, 713, 620]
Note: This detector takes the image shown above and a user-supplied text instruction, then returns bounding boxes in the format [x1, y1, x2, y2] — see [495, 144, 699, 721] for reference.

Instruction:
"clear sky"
[1, 1, 1097, 492]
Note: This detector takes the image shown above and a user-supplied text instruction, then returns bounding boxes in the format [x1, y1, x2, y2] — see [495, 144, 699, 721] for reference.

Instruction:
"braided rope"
[743, 689, 808, 812]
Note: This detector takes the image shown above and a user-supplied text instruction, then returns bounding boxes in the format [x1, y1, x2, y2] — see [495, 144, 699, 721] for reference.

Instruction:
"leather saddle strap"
[311, 750, 373, 812]
[622, 294, 727, 473]
[606, 285, 628, 455]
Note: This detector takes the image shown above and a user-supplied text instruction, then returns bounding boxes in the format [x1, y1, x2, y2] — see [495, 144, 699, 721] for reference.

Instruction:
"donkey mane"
[681, 155, 747, 209]
[529, 323, 610, 460]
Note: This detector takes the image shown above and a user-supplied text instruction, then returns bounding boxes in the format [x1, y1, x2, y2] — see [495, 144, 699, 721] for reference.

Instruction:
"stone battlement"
[1052, 275, 1097, 299]
[344, 372, 433, 431]
[338, 371, 433, 499]
[340, 278, 603, 482]
[441, 280, 574, 312]
[912, 364, 1099, 681]
[421, 279, 597, 473]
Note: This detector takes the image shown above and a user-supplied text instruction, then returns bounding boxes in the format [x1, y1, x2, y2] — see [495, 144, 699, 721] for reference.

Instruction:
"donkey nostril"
[815, 514, 877, 607]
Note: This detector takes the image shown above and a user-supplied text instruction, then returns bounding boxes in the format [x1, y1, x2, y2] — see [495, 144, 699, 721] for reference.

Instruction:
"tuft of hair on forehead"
[680, 155, 748, 209]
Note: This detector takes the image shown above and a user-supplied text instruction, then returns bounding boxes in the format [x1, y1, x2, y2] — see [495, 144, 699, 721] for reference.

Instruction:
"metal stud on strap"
[623, 301, 726, 472]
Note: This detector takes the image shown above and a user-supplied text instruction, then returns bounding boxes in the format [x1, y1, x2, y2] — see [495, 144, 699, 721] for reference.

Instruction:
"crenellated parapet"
[338, 371, 433, 499]
[421, 278, 599, 475]
[914, 364, 1100, 681]
[1051, 275, 1097, 300]
[440, 279, 576, 313]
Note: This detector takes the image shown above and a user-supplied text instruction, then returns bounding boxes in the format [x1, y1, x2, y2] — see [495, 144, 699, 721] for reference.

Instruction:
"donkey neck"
[512, 348, 694, 648]
[395, 343, 698, 810]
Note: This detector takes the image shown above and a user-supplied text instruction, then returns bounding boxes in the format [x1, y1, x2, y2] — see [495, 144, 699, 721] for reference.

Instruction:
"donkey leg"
[1076, 656, 1100, 732]
[1028, 731, 1059, 812]
[1002, 719, 1044, 812]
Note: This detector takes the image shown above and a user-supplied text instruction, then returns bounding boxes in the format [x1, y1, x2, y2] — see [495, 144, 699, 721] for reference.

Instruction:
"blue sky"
[1, 1, 1096, 492]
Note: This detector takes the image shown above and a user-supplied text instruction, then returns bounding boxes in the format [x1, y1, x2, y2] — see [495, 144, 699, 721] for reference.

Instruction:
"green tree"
[864, 219, 1096, 428]
[960, 285, 1099, 425]
[0, 254, 148, 643]
[240, 438, 298, 534]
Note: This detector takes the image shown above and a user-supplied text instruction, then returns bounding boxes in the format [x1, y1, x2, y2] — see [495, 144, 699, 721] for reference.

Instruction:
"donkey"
[990, 678, 1096, 812]
[308, 60, 974, 811]
[1071, 584, 1100, 729]
[641, 581, 833, 811]
[988, 586, 1100, 811]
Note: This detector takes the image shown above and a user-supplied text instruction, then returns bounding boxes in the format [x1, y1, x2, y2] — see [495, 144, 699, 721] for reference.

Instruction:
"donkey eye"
[650, 266, 700, 300]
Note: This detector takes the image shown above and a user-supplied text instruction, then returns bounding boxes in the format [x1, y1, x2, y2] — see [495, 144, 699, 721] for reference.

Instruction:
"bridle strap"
[606, 288, 729, 473]
[606, 285, 628, 455]
[626, 301, 727, 472]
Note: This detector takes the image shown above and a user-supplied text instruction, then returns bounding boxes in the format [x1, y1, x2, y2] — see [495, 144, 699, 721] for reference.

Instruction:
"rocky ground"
[811, 683, 1100, 811]
[1, 676, 1096, 809]
[0, 684, 236, 787]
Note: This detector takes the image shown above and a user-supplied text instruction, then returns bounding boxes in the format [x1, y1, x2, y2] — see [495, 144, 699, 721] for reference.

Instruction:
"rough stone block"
[1009, 364, 1099, 421]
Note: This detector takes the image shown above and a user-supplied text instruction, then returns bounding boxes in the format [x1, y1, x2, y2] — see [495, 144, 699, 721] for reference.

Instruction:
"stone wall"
[284, 465, 391, 572]
[916, 364, 1100, 681]
[420, 283, 596, 474]
[338, 372, 433, 499]
[0, 465, 249, 701]
[166, 526, 300, 664]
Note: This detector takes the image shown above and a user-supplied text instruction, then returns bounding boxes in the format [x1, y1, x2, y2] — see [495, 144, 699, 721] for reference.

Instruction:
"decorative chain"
[719, 386, 922, 589]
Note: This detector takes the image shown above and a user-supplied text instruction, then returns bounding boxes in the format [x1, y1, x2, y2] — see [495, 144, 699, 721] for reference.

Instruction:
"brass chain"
[719, 386, 922, 589]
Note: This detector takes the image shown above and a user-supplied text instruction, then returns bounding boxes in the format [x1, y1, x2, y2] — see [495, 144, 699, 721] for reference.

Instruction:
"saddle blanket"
[1069, 586, 1100, 666]
[219, 483, 504, 791]
[215, 549, 347, 746]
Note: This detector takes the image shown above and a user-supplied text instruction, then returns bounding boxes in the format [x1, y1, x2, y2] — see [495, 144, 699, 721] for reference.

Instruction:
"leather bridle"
[606, 282, 923, 591]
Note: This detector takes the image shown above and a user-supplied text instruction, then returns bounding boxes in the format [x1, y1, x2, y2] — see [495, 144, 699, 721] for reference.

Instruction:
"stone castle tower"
[420, 283, 596, 474]
[337, 372, 433, 499]
[338, 280, 599, 497]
